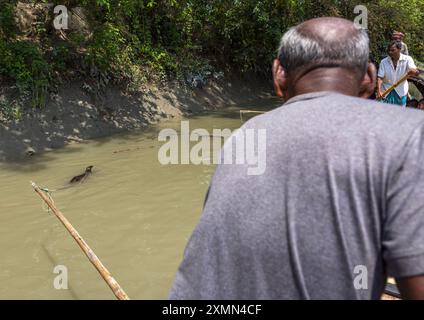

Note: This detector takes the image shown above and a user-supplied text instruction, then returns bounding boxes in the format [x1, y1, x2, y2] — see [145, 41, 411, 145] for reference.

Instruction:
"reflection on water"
[0, 98, 280, 299]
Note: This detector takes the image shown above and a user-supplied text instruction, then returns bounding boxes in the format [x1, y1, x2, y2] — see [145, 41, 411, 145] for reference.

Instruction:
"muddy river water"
[0, 98, 280, 299]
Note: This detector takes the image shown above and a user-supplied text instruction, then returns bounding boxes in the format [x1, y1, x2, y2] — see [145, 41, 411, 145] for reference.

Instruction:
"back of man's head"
[277, 17, 369, 77]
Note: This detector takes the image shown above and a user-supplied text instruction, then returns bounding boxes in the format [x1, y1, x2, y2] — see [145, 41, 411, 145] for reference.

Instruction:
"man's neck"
[286, 68, 361, 99]
[391, 55, 400, 64]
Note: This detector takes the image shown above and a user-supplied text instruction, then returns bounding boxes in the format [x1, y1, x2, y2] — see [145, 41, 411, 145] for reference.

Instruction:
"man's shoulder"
[380, 56, 390, 64]
[405, 54, 415, 63]
[400, 53, 410, 60]
[378, 57, 390, 72]
[330, 94, 424, 120]
[245, 94, 424, 129]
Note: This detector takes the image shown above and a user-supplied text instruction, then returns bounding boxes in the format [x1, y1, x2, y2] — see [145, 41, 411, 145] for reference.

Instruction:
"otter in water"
[70, 166, 93, 183]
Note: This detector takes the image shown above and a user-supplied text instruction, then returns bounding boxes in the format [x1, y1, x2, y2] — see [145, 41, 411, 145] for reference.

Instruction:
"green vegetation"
[1, 0, 423, 119]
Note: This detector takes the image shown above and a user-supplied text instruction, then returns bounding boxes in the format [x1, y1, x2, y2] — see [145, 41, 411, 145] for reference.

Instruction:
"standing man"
[170, 17, 424, 300]
[377, 40, 419, 106]
[392, 31, 409, 55]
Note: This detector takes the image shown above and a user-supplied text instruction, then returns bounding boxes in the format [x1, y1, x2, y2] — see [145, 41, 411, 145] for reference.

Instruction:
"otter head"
[86, 166, 93, 173]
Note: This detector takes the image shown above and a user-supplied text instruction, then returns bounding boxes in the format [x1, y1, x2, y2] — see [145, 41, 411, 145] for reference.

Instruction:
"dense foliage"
[0, 0, 423, 115]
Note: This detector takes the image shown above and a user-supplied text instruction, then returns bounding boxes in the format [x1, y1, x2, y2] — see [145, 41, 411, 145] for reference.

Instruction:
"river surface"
[0, 98, 280, 299]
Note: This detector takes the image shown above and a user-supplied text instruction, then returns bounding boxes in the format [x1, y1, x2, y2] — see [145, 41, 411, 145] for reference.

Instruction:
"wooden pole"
[240, 110, 266, 114]
[31, 181, 130, 300]
[377, 72, 410, 101]
[240, 110, 265, 122]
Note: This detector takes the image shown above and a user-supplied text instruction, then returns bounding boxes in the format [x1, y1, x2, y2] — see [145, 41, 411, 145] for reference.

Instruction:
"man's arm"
[377, 77, 384, 98]
[407, 56, 419, 76]
[408, 69, 420, 76]
[384, 123, 424, 301]
[376, 62, 385, 99]
[396, 276, 424, 299]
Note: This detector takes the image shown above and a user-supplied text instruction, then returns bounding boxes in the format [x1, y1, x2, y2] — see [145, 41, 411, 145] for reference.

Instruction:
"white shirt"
[377, 53, 416, 97]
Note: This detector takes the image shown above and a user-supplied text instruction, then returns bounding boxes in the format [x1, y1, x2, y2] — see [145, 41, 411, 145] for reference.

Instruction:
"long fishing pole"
[31, 181, 130, 300]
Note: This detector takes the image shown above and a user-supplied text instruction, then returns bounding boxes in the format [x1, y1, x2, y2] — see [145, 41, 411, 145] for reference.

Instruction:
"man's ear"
[358, 62, 377, 98]
[272, 58, 287, 98]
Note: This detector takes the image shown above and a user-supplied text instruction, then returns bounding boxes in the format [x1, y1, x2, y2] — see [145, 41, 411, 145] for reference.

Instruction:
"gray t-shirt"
[170, 91, 424, 300]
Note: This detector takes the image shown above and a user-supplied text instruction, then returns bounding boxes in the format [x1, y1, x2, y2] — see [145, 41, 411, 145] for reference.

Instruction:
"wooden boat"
[408, 75, 424, 96]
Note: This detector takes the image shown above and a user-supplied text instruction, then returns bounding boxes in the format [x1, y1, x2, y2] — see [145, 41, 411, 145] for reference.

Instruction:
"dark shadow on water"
[0, 96, 282, 172]
[0, 142, 87, 173]
[41, 244, 80, 300]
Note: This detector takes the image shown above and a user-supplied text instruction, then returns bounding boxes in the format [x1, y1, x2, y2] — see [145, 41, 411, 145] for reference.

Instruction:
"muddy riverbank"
[0, 78, 274, 161]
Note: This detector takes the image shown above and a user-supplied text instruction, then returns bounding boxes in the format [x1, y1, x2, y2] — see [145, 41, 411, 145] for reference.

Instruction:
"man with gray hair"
[170, 17, 424, 299]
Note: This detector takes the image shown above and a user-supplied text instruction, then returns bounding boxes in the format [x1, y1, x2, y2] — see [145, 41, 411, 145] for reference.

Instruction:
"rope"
[37, 183, 73, 212]
[38, 185, 71, 211]
[39, 187, 55, 213]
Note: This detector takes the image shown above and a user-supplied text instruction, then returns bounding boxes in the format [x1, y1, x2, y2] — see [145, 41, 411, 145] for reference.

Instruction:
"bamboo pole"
[240, 110, 266, 122]
[377, 72, 410, 101]
[31, 181, 130, 300]
[240, 110, 266, 114]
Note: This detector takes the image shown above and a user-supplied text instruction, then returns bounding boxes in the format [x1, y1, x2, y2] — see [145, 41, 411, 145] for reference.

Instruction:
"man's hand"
[396, 275, 424, 300]
[376, 77, 384, 99]
[408, 68, 419, 76]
